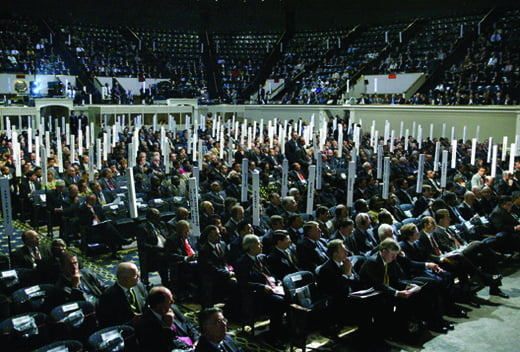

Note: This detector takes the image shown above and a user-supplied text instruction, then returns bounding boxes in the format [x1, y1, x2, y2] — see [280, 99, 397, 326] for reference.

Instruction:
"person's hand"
[341, 257, 353, 276]
[70, 273, 81, 288]
[187, 254, 197, 261]
[162, 308, 175, 328]
[396, 290, 413, 299]
[427, 262, 443, 273]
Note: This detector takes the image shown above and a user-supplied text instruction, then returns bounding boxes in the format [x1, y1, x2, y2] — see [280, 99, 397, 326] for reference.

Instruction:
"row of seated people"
[6, 184, 519, 351]
[1, 240, 241, 351]
[0, 18, 69, 75]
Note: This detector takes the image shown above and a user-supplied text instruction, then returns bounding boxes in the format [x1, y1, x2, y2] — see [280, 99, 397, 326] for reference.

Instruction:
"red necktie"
[108, 179, 115, 190]
[184, 239, 195, 256]
[429, 236, 441, 256]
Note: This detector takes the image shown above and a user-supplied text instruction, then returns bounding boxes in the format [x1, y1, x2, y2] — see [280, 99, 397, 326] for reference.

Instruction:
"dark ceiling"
[4, 0, 517, 32]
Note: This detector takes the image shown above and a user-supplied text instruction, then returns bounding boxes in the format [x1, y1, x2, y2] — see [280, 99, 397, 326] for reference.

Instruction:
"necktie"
[34, 247, 41, 260]
[429, 235, 441, 256]
[447, 229, 462, 248]
[184, 239, 195, 256]
[383, 263, 390, 285]
[286, 250, 295, 266]
[215, 243, 222, 256]
[128, 287, 139, 314]
[256, 258, 276, 288]
[107, 179, 115, 190]
[90, 207, 100, 223]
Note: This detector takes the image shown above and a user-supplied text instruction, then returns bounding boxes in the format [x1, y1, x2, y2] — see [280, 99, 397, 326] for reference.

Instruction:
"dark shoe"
[428, 320, 448, 334]
[446, 305, 468, 318]
[442, 320, 455, 330]
[490, 287, 509, 298]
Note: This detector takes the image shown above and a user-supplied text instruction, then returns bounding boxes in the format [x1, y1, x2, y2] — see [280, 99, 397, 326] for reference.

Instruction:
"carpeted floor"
[2, 220, 520, 352]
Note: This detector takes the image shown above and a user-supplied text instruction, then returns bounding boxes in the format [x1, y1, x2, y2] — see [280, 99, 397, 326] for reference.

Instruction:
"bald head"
[116, 262, 140, 288]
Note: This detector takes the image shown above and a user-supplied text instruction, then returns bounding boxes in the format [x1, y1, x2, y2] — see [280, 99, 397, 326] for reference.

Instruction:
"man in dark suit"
[316, 239, 373, 330]
[98, 262, 148, 327]
[166, 220, 199, 297]
[137, 208, 170, 287]
[12, 230, 50, 269]
[196, 307, 242, 352]
[352, 213, 378, 256]
[198, 225, 238, 308]
[77, 194, 128, 259]
[360, 238, 452, 333]
[296, 221, 329, 272]
[46, 179, 67, 237]
[412, 185, 433, 217]
[266, 230, 300, 281]
[284, 131, 300, 164]
[331, 218, 360, 256]
[235, 234, 286, 341]
[55, 252, 106, 305]
[135, 286, 200, 352]
[488, 195, 520, 252]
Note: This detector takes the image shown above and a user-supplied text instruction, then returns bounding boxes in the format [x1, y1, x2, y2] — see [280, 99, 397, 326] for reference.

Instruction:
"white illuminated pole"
[451, 140, 457, 169]
[429, 123, 434, 141]
[442, 123, 446, 138]
[346, 161, 356, 208]
[40, 146, 47, 187]
[417, 125, 423, 150]
[56, 127, 63, 174]
[281, 159, 289, 197]
[404, 129, 409, 152]
[103, 132, 108, 163]
[13, 133, 21, 177]
[476, 126, 480, 140]
[390, 130, 395, 153]
[382, 157, 390, 200]
[441, 150, 448, 188]
[487, 137, 493, 163]
[164, 142, 170, 175]
[45, 131, 51, 160]
[451, 127, 455, 142]
[337, 127, 344, 158]
[252, 171, 260, 226]
[502, 136, 508, 161]
[471, 138, 477, 166]
[96, 138, 102, 171]
[88, 145, 94, 181]
[127, 167, 138, 219]
[509, 143, 516, 173]
[35, 136, 40, 167]
[316, 152, 322, 190]
[399, 121, 404, 140]
[188, 177, 200, 237]
[412, 121, 416, 138]
[462, 126, 467, 143]
[491, 145, 498, 178]
[241, 158, 249, 203]
[377, 145, 383, 179]
[306, 165, 316, 215]
[415, 154, 425, 194]
[27, 126, 32, 155]
[434, 141, 441, 172]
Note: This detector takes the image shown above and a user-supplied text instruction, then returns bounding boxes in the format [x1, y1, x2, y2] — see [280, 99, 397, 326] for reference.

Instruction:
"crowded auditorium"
[0, 0, 519, 351]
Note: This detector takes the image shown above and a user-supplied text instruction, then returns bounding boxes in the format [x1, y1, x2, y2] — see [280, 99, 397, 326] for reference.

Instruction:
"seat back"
[11, 284, 58, 314]
[33, 339, 83, 352]
[0, 312, 50, 351]
[0, 268, 34, 295]
[87, 324, 137, 352]
[50, 301, 98, 344]
[282, 271, 316, 308]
